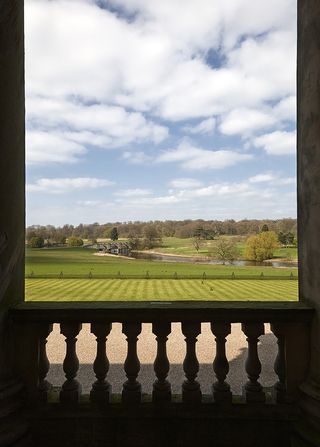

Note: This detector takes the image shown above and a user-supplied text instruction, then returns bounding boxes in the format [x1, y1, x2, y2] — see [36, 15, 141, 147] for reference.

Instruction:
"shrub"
[67, 236, 84, 247]
[28, 236, 44, 248]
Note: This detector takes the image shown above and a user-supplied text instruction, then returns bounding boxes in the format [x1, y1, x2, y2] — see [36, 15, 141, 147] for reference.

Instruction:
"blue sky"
[25, 0, 297, 226]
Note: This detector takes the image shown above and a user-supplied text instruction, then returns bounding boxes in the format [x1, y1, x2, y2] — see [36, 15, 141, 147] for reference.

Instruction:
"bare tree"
[192, 236, 202, 253]
[210, 238, 239, 264]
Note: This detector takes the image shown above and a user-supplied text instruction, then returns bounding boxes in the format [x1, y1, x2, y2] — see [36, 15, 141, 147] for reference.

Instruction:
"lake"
[130, 252, 297, 268]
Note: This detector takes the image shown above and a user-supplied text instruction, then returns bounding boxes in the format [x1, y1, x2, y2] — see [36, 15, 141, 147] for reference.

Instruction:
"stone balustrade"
[10, 302, 313, 407]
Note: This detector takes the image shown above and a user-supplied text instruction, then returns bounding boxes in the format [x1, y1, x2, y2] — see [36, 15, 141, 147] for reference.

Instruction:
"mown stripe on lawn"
[25, 279, 298, 302]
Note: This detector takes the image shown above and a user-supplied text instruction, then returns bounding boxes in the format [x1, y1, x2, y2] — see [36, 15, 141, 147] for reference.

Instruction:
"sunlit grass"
[25, 278, 298, 302]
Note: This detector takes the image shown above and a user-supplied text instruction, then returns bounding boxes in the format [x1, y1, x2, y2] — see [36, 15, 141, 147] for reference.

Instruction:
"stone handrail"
[10, 301, 314, 406]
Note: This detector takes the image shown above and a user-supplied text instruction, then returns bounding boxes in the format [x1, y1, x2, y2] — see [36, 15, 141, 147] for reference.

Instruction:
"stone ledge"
[10, 301, 314, 324]
[25, 400, 300, 447]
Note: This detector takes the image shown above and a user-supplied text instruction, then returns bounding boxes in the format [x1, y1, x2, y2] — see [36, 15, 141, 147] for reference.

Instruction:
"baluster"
[38, 323, 53, 402]
[90, 322, 112, 404]
[211, 322, 232, 403]
[60, 322, 82, 404]
[181, 322, 201, 403]
[122, 322, 142, 404]
[242, 323, 265, 403]
[270, 323, 286, 403]
[152, 322, 171, 403]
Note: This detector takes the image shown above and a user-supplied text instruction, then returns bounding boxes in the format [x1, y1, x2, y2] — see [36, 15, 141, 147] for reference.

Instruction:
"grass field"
[25, 247, 298, 301]
[151, 236, 298, 259]
[96, 236, 298, 259]
[25, 278, 298, 301]
[25, 247, 297, 278]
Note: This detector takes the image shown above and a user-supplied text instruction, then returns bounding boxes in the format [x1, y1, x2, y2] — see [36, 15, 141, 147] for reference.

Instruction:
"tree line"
[26, 219, 298, 263]
[26, 218, 296, 243]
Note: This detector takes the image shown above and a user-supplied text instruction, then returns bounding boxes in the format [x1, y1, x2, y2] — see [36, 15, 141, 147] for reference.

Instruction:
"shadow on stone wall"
[47, 333, 277, 396]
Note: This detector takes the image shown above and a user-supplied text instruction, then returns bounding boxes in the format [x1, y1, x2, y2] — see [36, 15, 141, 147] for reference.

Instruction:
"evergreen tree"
[110, 227, 119, 241]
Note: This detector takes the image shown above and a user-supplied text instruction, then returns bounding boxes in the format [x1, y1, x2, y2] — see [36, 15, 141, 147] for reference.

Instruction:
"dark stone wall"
[0, 4, 28, 446]
[28, 404, 294, 447]
[0, 0, 25, 377]
[0, 1, 25, 305]
[297, 0, 320, 436]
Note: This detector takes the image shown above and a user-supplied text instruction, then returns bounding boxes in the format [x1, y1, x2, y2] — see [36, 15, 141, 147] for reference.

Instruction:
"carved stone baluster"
[270, 323, 286, 403]
[38, 323, 53, 402]
[122, 322, 142, 403]
[152, 322, 171, 403]
[242, 323, 265, 403]
[211, 322, 232, 403]
[60, 322, 82, 404]
[90, 322, 112, 404]
[181, 322, 201, 403]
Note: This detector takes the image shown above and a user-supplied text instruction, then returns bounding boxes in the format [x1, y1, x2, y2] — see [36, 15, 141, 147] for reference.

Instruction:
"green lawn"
[273, 246, 297, 259]
[158, 236, 229, 256]
[25, 278, 298, 302]
[150, 237, 298, 260]
[25, 247, 298, 301]
[25, 247, 297, 278]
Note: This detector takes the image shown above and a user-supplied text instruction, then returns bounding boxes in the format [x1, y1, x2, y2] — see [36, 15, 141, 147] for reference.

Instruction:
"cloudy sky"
[25, 0, 297, 226]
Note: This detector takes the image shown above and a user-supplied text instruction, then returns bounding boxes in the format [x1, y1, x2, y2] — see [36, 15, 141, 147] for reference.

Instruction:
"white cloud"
[227, 30, 296, 99]
[27, 177, 114, 194]
[174, 182, 260, 199]
[76, 200, 103, 207]
[27, 177, 297, 226]
[277, 177, 296, 185]
[219, 95, 296, 138]
[26, 0, 296, 124]
[249, 173, 276, 183]
[109, 0, 296, 52]
[169, 178, 203, 189]
[93, 178, 294, 220]
[27, 97, 168, 147]
[115, 193, 187, 206]
[153, 29, 296, 121]
[115, 188, 153, 197]
[25, 0, 298, 224]
[156, 141, 253, 170]
[249, 172, 296, 185]
[26, 131, 87, 164]
[253, 131, 296, 155]
[183, 117, 216, 135]
[121, 151, 153, 165]
[220, 108, 276, 136]
[26, 97, 168, 164]
[274, 95, 296, 121]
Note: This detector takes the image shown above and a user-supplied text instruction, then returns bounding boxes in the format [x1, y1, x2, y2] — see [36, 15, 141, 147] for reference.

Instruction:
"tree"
[278, 231, 287, 245]
[286, 231, 295, 245]
[103, 227, 112, 239]
[143, 225, 162, 249]
[67, 236, 83, 247]
[261, 224, 269, 232]
[244, 231, 279, 262]
[192, 236, 202, 253]
[278, 231, 295, 247]
[28, 236, 44, 248]
[193, 227, 218, 240]
[128, 235, 140, 250]
[110, 227, 118, 241]
[210, 238, 239, 264]
[55, 233, 66, 245]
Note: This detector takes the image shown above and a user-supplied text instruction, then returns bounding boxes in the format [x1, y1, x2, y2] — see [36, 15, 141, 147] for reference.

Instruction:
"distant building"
[98, 242, 131, 256]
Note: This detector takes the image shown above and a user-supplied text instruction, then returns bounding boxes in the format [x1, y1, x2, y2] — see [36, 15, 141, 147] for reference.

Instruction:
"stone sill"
[10, 300, 314, 324]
